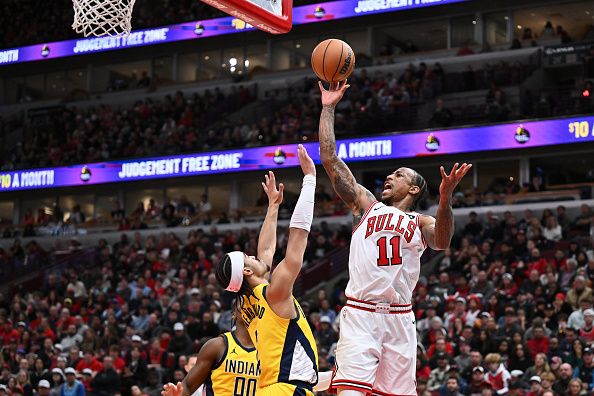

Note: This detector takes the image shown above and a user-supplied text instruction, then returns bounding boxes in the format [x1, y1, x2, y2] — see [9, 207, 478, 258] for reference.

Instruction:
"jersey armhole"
[211, 334, 228, 370]
[261, 285, 294, 323]
[415, 214, 428, 249]
[352, 201, 379, 234]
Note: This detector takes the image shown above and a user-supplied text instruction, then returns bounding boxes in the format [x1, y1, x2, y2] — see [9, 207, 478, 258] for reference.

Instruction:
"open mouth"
[383, 182, 392, 194]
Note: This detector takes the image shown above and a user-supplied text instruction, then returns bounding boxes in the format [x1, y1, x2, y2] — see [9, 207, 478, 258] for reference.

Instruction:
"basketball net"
[72, 0, 136, 37]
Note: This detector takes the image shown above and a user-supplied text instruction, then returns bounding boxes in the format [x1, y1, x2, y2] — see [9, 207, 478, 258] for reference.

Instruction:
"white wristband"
[289, 175, 316, 231]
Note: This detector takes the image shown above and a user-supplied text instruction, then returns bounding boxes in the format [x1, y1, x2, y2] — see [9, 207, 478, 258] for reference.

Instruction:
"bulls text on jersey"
[365, 213, 417, 242]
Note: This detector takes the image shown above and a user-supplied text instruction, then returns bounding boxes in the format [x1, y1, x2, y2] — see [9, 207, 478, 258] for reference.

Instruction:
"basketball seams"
[330, 41, 344, 83]
[312, 39, 355, 83]
[321, 39, 333, 82]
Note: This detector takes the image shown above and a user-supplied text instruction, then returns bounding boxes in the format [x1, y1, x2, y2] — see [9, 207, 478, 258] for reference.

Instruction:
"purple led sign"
[0, 0, 466, 66]
[0, 116, 593, 192]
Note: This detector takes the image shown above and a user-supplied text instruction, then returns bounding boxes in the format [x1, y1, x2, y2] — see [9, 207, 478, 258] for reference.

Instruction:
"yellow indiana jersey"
[241, 284, 319, 392]
[204, 332, 259, 396]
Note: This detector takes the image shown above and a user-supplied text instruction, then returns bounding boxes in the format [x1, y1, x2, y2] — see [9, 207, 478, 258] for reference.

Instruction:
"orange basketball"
[311, 39, 355, 83]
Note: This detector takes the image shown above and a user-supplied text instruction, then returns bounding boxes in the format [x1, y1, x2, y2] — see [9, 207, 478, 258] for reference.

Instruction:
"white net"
[246, 0, 282, 16]
[72, 0, 136, 37]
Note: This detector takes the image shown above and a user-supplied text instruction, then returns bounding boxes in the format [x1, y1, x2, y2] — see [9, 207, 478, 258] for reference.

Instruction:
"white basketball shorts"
[330, 298, 417, 396]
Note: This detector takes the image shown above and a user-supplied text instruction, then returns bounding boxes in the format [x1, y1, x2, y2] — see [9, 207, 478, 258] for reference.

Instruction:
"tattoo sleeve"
[434, 195, 454, 249]
[319, 105, 360, 208]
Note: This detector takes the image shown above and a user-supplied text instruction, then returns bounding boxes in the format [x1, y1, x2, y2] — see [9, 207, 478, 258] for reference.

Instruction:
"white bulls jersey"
[346, 201, 427, 304]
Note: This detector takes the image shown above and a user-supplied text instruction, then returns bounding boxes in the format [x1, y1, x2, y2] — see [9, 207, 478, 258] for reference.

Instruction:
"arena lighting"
[0, 0, 467, 66]
[0, 116, 593, 192]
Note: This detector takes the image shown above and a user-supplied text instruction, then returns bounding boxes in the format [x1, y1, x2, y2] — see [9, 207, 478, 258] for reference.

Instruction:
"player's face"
[232, 306, 248, 331]
[243, 254, 270, 279]
[381, 167, 418, 205]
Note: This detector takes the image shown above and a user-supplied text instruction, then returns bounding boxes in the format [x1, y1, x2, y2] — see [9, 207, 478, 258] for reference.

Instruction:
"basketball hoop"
[72, 0, 136, 37]
[200, 0, 292, 34]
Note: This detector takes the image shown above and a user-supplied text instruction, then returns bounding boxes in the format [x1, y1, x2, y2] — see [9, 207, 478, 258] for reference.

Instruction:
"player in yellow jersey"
[161, 307, 259, 396]
[215, 144, 324, 396]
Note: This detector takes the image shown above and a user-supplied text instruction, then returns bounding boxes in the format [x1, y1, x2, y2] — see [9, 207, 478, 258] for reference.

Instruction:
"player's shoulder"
[412, 212, 435, 227]
[201, 333, 228, 366]
[201, 333, 227, 352]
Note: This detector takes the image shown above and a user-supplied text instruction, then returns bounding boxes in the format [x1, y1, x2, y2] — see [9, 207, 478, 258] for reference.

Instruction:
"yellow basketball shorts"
[256, 383, 314, 396]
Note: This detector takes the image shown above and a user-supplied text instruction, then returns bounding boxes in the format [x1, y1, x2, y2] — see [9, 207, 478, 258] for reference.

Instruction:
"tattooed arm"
[420, 163, 472, 250]
[318, 81, 376, 226]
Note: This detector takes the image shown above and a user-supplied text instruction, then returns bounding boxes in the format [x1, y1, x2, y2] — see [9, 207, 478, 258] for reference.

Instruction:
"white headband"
[225, 251, 245, 292]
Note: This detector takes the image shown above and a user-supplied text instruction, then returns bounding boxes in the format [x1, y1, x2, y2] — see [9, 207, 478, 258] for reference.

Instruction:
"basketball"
[311, 39, 355, 83]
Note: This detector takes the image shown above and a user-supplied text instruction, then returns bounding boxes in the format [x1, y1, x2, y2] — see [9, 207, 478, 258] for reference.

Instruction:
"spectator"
[486, 90, 511, 122]
[89, 356, 121, 396]
[315, 316, 337, 351]
[50, 368, 65, 395]
[552, 363, 574, 394]
[566, 276, 593, 310]
[122, 346, 148, 390]
[567, 378, 585, 396]
[461, 350, 483, 383]
[60, 368, 85, 396]
[38, 380, 51, 396]
[542, 216, 562, 243]
[429, 98, 454, 128]
[198, 194, 212, 217]
[573, 204, 592, 234]
[527, 326, 550, 359]
[428, 352, 450, 392]
[484, 353, 511, 395]
[528, 375, 543, 396]
[60, 325, 83, 353]
[167, 323, 193, 357]
[443, 376, 464, 396]
[528, 175, 545, 193]
[466, 366, 489, 395]
[75, 351, 103, 373]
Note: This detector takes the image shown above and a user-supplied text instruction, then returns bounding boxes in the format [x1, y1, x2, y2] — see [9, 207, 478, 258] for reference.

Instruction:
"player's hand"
[297, 144, 316, 177]
[319, 79, 350, 107]
[439, 163, 472, 199]
[161, 382, 182, 396]
[262, 171, 284, 206]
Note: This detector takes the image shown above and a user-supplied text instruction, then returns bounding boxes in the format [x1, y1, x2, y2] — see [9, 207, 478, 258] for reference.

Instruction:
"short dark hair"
[410, 169, 427, 211]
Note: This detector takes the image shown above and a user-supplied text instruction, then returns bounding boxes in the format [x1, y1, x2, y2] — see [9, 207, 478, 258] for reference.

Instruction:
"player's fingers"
[451, 162, 459, 175]
[440, 166, 446, 178]
[261, 182, 267, 192]
[301, 144, 308, 157]
[269, 171, 275, 185]
[318, 81, 325, 92]
[458, 164, 471, 178]
[278, 183, 284, 195]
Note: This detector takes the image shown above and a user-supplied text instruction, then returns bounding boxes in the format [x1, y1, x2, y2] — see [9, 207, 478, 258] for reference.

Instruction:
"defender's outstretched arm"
[268, 145, 316, 305]
[257, 171, 283, 268]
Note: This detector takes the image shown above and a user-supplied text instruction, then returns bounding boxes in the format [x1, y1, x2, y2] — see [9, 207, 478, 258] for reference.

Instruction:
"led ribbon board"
[0, 116, 593, 192]
[0, 0, 466, 66]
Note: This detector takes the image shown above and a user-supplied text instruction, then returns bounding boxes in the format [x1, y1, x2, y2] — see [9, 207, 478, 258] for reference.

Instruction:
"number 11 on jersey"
[376, 235, 402, 266]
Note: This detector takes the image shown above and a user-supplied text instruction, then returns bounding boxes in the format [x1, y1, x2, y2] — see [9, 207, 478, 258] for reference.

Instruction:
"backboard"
[200, 0, 292, 34]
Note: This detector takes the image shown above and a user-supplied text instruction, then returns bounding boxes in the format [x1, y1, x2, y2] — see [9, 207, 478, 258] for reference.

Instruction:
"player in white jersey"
[317, 80, 471, 396]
